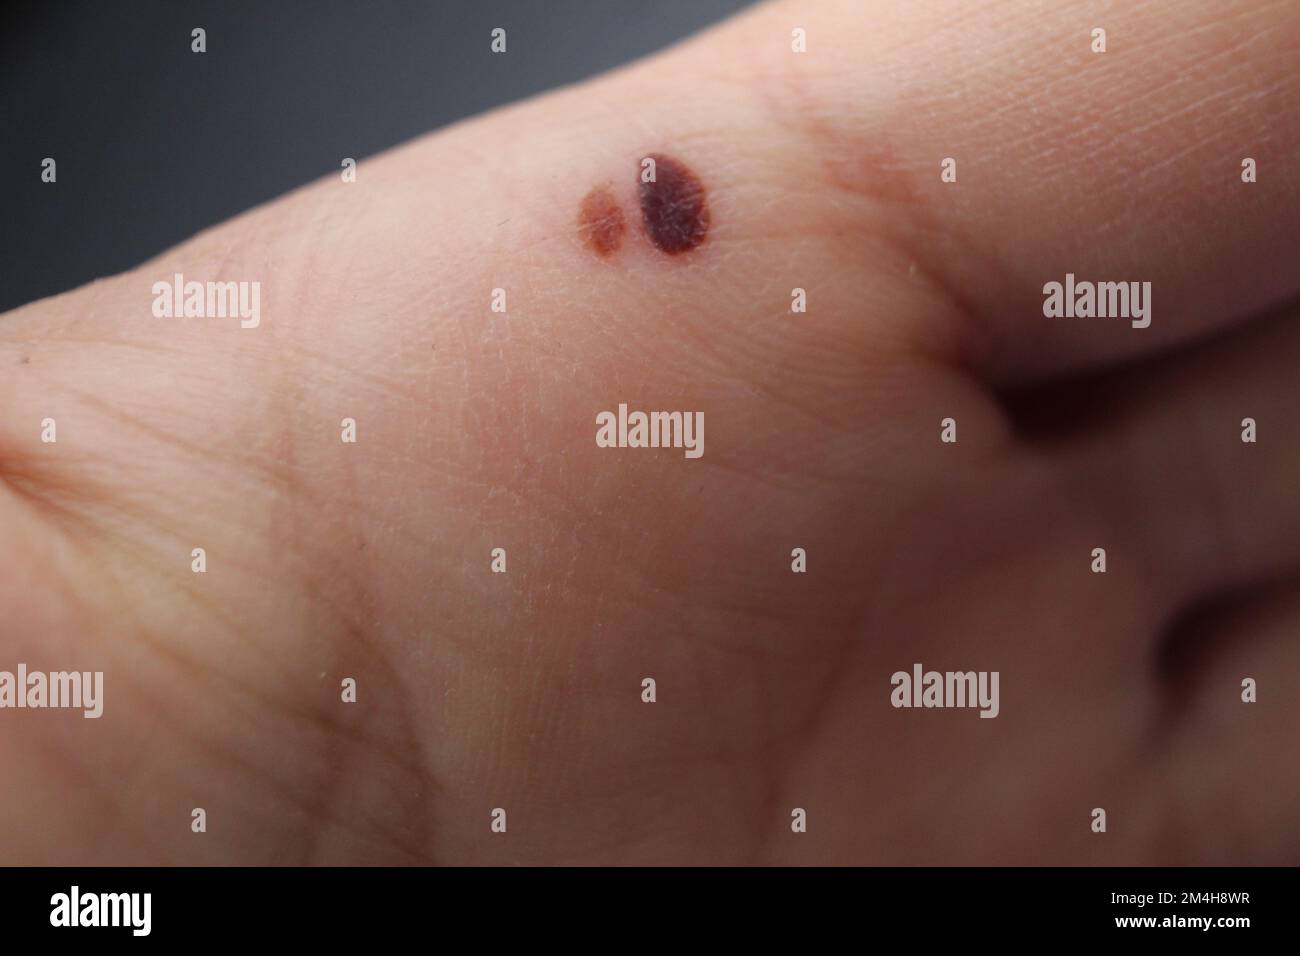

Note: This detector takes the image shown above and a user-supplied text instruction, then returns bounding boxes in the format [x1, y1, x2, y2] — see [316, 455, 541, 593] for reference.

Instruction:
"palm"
[3, 0, 1297, 865]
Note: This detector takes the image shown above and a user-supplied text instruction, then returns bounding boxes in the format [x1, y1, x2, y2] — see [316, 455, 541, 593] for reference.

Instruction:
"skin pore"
[0, 0, 1297, 864]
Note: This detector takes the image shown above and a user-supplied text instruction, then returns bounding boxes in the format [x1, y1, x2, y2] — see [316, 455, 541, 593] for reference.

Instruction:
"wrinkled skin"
[1, 0, 1297, 864]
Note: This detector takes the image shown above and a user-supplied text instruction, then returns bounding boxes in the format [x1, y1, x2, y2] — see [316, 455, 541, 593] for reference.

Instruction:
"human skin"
[0, 0, 1297, 864]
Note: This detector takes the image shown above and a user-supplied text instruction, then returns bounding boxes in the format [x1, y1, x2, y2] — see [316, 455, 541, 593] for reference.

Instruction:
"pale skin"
[1, 0, 1297, 864]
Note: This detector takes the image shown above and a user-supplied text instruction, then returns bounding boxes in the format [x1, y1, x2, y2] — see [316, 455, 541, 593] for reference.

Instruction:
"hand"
[1, 0, 1296, 864]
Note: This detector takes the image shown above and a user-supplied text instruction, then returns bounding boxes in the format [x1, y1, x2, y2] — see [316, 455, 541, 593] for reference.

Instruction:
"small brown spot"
[19, 355, 30, 365]
[577, 185, 626, 257]
[639, 153, 709, 255]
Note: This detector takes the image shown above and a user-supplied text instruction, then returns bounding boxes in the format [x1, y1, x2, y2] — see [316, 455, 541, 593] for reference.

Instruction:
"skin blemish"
[639, 153, 709, 255]
[577, 185, 626, 258]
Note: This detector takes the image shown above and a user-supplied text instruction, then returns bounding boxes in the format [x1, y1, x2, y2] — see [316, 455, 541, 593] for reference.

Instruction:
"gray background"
[0, 0, 755, 313]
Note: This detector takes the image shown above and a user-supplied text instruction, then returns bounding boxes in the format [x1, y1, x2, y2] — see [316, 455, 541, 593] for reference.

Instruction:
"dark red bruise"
[638, 153, 709, 255]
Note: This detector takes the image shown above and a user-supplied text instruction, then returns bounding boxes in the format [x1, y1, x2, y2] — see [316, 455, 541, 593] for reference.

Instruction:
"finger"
[1133, 584, 1300, 863]
[1052, 298, 1300, 618]
[742, 0, 1300, 382]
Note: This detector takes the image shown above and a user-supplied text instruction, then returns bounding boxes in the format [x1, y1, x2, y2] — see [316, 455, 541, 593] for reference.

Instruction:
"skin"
[0, 0, 1297, 865]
